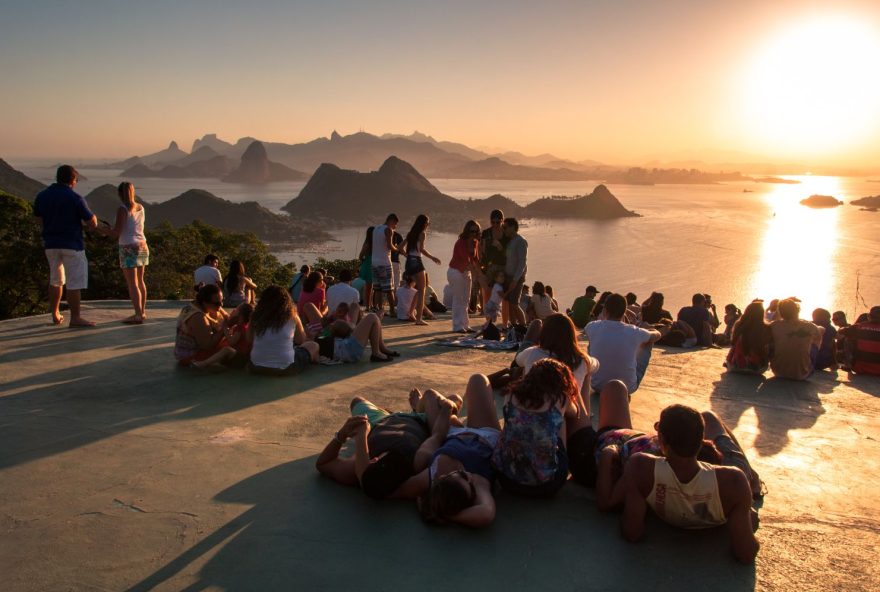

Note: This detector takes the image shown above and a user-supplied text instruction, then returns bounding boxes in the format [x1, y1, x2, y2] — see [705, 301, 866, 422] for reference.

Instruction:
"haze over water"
[19, 162, 878, 319]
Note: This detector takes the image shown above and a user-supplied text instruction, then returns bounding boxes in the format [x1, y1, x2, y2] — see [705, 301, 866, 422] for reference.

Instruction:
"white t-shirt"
[327, 282, 360, 315]
[396, 286, 417, 320]
[372, 224, 391, 266]
[531, 294, 555, 320]
[250, 319, 296, 369]
[515, 345, 596, 394]
[194, 265, 222, 287]
[585, 320, 654, 392]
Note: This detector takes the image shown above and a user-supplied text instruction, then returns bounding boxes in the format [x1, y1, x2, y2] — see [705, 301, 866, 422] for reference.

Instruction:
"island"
[800, 194, 843, 208]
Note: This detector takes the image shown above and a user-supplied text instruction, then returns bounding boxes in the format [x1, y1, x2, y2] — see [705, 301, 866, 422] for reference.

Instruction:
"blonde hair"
[117, 182, 136, 210]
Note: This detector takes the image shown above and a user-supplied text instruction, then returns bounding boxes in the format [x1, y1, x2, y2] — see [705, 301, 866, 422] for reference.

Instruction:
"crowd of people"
[32, 165, 880, 563]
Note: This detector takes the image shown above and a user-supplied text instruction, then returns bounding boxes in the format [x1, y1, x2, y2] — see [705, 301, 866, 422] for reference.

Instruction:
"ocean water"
[15, 161, 880, 319]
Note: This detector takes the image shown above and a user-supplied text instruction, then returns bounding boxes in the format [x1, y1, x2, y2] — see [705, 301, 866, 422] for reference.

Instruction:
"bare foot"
[408, 388, 423, 412]
[415, 320, 429, 326]
[51, 313, 64, 325]
[447, 394, 464, 414]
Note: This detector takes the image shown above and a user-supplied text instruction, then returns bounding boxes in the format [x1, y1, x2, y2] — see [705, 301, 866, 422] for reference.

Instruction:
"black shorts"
[405, 255, 425, 277]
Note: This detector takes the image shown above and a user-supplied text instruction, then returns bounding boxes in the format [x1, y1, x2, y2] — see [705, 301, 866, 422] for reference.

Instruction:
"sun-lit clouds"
[737, 14, 880, 159]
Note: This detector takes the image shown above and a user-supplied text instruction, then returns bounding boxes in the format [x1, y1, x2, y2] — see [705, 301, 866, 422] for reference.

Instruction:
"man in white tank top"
[618, 404, 760, 564]
[371, 213, 398, 316]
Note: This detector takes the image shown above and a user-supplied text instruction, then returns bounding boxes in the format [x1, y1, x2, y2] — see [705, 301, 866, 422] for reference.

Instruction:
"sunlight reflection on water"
[749, 176, 841, 315]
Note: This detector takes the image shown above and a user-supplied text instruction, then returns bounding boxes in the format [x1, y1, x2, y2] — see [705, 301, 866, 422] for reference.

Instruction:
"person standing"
[401, 214, 441, 326]
[371, 214, 399, 316]
[33, 165, 98, 327]
[480, 209, 509, 323]
[100, 181, 149, 324]
[447, 220, 481, 332]
[390, 228, 403, 291]
[503, 218, 528, 327]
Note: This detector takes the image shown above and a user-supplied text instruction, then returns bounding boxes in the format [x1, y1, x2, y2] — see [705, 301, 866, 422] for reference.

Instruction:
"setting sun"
[740, 15, 880, 156]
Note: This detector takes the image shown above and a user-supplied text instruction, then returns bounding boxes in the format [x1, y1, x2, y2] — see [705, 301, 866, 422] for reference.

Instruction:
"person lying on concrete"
[593, 384, 764, 512]
[617, 404, 761, 564]
[315, 390, 455, 499]
[385, 375, 501, 527]
[321, 313, 400, 363]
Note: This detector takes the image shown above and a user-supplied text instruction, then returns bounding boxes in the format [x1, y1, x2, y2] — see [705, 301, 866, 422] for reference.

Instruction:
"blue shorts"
[335, 336, 365, 363]
[372, 264, 393, 292]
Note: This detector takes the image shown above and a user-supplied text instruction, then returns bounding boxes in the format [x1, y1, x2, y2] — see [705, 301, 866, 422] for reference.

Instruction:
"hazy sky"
[2, 0, 880, 166]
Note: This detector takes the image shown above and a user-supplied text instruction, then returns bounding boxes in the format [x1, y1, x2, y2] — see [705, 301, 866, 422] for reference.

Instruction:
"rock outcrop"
[147, 189, 330, 244]
[222, 141, 309, 184]
[0, 159, 46, 201]
[850, 195, 880, 208]
[83, 184, 149, 223]
[800, 195, 843, 208]
[108, 141, 187, 169]
[121, 156, 236, 179]
[282, 156, 637, 231]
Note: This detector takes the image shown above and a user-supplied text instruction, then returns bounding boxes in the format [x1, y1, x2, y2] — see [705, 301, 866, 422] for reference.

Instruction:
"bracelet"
[334, 431, 345, 444]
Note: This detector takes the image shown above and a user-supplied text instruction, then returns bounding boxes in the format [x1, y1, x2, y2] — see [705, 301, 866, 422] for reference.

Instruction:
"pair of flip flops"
[370, 351, 400, 362]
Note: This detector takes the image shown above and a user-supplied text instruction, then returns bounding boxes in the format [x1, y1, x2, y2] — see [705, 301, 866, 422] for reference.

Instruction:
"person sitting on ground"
[518, 285, 531, 319]
[764, 299, 780, 323]
[288, 264, 309, 303]
[297, 271, 328, 338]
[223, 260, 257, 308]
[426, 284, 448, 314]
[838, 306, 880, 376]
[387, 377, 501, 527]
[769, 298, 822, 380]
[247, 286, 318, 375]
[677, 293, 720, 347]
[640, 291, 673, 325]
[173, 284, 232, 367]
[396, 275, 418, 321]
[831, 310, 850, 367]
[625, 292, 641, 324]
[657, 319, 698, 348]
[617, 404, 761, 564]
[225, 303, 254, 360]
[593, 384, 764, 512]
[351, 269, 367, 305]
[515, 313, 598, 397]
[194, 254, 223, 292]
[585, 293, 662, 395]
[725, 300, 773, 375]
[322, 313, 399, 363]
[545, 285, 559, 312]
[493, 359, 591, 497]
[811, 308, 838, 371]
[315, 389, 456, 499]
[716, 303, 742, 346]
[591, 291, 612, 321]
[832, 310, 849, 331]
[528, 281, 555, 321]
[568, 285, 598, 329]
[326, 268, 362, 326]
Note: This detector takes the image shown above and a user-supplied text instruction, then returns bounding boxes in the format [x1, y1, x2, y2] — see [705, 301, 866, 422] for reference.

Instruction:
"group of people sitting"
[316, 311, 764, 564]
[174, 255, 402, 372]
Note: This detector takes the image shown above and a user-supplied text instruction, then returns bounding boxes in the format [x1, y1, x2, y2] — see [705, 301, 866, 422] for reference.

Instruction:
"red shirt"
[843, 321, 880, 376]
[297, 286, 326, 317]
[449, 237, 478, 272]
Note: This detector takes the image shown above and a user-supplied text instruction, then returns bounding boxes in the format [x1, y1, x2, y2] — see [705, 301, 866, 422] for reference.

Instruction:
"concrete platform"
[1, 301, 878, 591]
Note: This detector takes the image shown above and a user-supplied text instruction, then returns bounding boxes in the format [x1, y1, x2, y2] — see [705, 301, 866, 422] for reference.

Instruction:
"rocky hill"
[436, 157, 595, 181]
[148, 189, 328, 245]
[222, 141, 309, 184]
[283, 156, 636, 231]
[83, 185, 150, 223]
[121, 155, 236, 179]
[850, 195, 880, 208]
[107, 141, 187, 169]
[0, 159, 45, 201]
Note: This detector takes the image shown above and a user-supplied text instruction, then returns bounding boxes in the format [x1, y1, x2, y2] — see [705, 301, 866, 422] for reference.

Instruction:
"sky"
[2, 0, 880, 168]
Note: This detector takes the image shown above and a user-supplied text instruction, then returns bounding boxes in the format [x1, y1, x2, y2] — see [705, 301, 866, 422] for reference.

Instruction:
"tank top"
[646, 458, 726, 529]
[371, 224, 391, 266]
[492, 402, 564, 486]
[250, 319, 297, 369]
[118, 206, 146, 245]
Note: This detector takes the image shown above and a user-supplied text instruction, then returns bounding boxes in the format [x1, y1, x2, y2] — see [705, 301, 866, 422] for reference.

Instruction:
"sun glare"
[740, 15, 880, 156]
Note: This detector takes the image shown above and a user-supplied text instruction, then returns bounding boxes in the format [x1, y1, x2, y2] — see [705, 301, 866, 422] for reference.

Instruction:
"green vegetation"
[0, 192, 298, 320]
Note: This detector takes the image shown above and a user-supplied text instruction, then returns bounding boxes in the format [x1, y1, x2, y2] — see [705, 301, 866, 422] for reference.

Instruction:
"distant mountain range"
[282, 156, 637, 232]
[117, 141, 308, 184]
[0, 159, 46, 199]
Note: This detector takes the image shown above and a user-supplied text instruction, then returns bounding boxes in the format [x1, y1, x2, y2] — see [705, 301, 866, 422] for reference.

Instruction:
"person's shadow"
[126, 458, 756, 592]
[709, 371, 832, 456]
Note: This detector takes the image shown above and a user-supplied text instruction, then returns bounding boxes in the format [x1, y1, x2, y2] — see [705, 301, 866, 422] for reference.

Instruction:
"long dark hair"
[361, 226, 374, 258]
[405, 214, 429, 253]
[251, 285, 294, 337]
[532, 281, 546, 297]
[195, 283, 221, 308]
[732, 300, 769, 357]
[225, 260, 245, 294]
[592, 291, 612, 318]
[539, 313, 590, 373]
[510, 358, 578, 410]
[302, 271, 324, 294]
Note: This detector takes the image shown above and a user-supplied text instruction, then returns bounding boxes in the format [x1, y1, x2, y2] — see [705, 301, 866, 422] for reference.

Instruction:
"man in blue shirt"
[33, 165, 98, 327]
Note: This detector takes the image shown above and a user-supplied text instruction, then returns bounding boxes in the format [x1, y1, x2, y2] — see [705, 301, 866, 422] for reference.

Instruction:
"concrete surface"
[1, 301, 878, 592]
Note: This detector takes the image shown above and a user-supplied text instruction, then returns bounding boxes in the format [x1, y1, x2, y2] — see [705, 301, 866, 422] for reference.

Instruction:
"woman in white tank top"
[102, 182, 149, 324]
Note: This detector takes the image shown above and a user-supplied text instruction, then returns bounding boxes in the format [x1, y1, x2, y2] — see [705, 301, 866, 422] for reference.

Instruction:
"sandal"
[370, 354, 393, 363]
